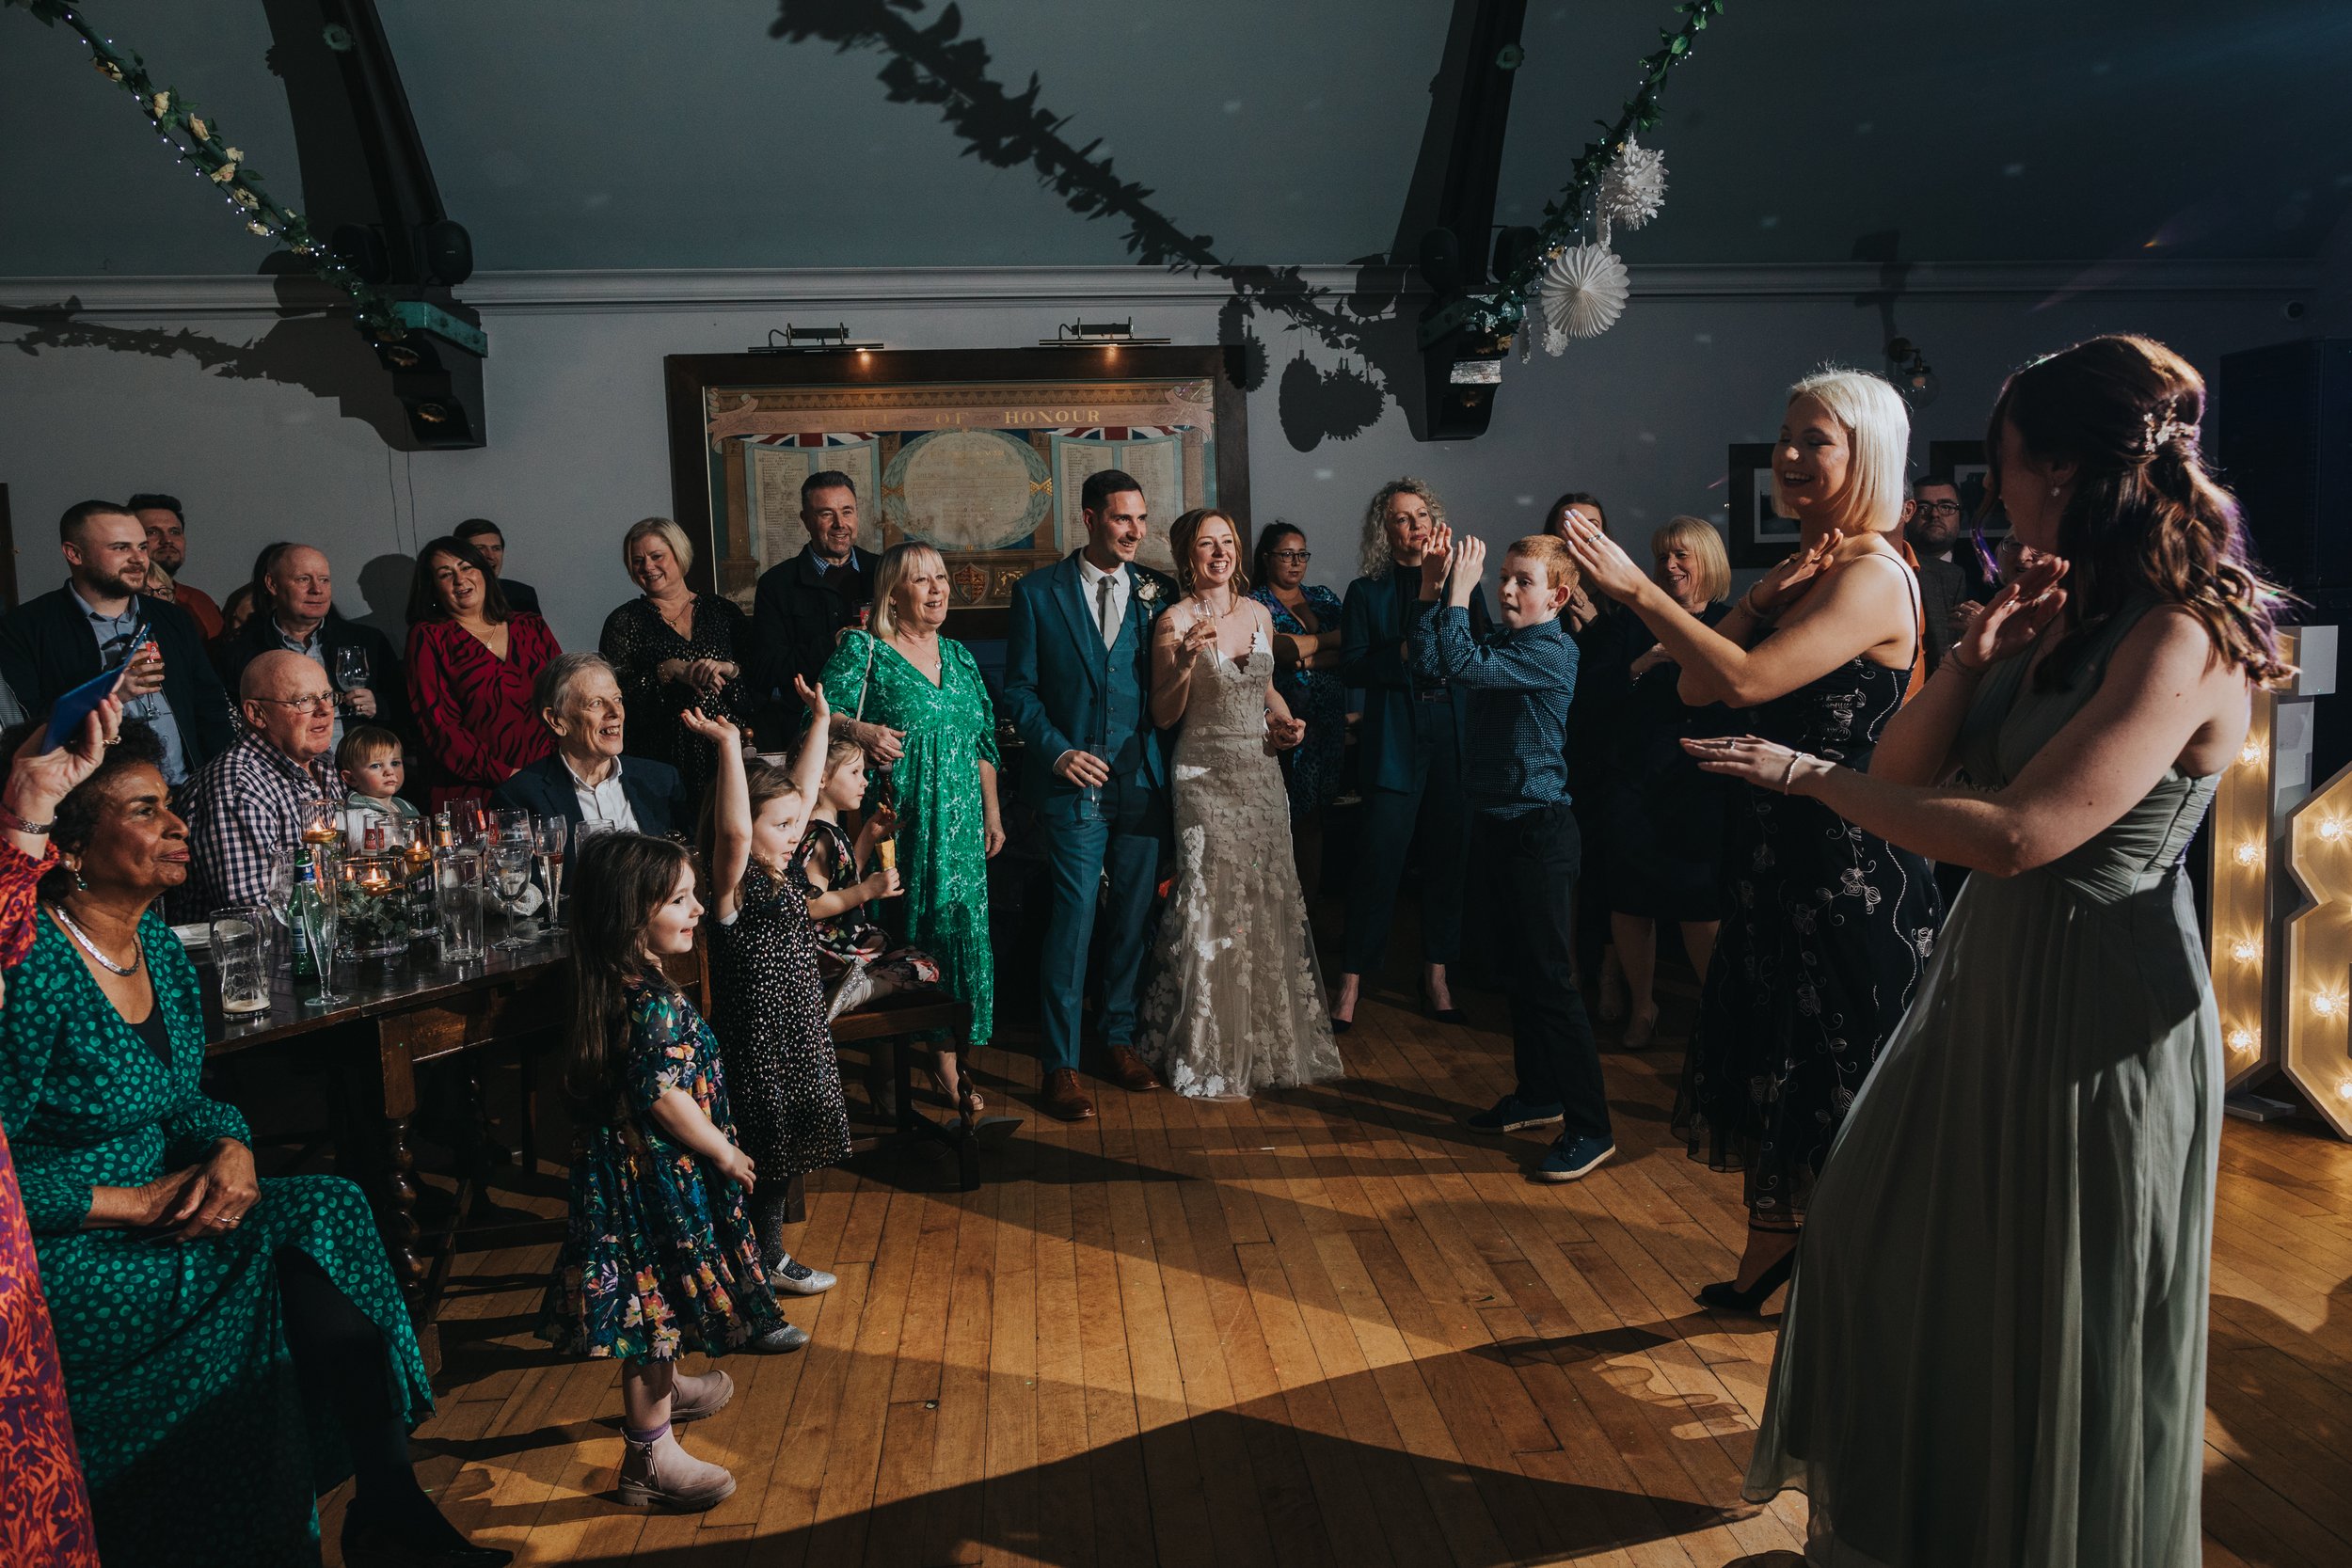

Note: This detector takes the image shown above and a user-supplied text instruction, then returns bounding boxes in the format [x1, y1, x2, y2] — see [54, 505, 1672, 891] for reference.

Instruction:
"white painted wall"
[0, 261, 2315, 653]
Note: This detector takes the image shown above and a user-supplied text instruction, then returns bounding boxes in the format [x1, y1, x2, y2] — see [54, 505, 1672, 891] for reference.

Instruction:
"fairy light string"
[1429, 0, 1726, 348]
[8, 0, 407, 342]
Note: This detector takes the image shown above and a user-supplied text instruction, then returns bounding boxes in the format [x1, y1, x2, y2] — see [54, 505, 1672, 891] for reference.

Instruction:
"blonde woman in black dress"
[1561, 370, 1942, 1311]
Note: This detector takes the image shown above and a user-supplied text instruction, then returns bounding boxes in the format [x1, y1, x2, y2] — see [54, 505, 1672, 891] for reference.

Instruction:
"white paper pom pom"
[1599, 133, 1668, 233]
[1537, 244, 1630, 344]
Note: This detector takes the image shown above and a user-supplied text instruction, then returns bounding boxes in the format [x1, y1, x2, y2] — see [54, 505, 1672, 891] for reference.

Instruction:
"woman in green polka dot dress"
[0, 721, 505, 1567]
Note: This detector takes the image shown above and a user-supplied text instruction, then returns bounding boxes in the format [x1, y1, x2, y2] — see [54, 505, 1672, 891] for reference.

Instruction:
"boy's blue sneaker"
[1534, 1134, 1615, 1182]
[1467, 1095, 1565, 1132]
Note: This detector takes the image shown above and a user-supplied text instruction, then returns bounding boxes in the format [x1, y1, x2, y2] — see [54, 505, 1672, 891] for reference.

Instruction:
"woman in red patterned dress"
[405, 535, 564, 810]
[0, 695, 119, 1568]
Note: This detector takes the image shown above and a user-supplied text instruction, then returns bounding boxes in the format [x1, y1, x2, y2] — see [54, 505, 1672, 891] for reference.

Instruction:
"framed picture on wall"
[662, 345, 1249, 639]
[1726, 442, 1804, 566]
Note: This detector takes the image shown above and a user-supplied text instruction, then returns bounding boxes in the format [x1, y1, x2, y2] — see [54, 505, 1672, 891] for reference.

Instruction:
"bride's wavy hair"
[1990, 334, 2291, 691]
[1169, 507, 1249, 594]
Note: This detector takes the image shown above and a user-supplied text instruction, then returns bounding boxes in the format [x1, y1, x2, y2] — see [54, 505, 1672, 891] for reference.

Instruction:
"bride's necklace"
[50, 900, 143, 976]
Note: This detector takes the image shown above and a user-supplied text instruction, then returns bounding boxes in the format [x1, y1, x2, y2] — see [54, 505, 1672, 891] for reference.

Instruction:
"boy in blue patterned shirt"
[1409, 529, 1613, 1181]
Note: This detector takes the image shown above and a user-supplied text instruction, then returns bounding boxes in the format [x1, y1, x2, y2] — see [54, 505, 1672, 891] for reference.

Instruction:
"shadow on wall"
[353, 554, 418, 646]
[769, 0, 1424, 452]
[0, 292, 416, 448]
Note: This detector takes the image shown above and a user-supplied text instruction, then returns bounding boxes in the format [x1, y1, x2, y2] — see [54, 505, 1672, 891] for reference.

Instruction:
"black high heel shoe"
[1419, 980, 1469, 1026]
[1694, 1248, 1796, 1315]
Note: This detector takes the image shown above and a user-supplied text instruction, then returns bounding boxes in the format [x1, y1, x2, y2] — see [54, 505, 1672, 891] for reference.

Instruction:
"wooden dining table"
[199, 927, 704, 1370]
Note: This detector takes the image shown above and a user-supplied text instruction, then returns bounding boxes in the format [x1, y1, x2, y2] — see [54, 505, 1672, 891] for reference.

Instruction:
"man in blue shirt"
[0, 500, 233, 787]
[1410, 528, 1613, 1181]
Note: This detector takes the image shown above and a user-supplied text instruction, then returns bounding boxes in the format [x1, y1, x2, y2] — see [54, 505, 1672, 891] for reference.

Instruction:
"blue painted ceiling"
[4, 0, 2348, 277]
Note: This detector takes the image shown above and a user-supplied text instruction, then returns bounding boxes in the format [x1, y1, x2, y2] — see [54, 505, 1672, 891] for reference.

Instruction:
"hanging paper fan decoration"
[1599, 133, 1668, 235]
[1537, 244, 1630, 347]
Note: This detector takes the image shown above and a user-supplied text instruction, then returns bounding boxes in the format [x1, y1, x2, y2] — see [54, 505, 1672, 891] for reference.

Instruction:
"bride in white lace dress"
[1137, 509, 1344, 1099]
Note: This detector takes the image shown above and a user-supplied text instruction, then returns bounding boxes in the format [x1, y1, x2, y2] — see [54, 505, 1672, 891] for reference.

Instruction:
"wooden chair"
[781, 990, 978, 1224]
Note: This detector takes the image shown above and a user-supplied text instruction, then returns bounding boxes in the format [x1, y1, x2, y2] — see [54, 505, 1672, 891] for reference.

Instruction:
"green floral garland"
[1432, 0, 1725, 348]
[8, 0, 406, 341]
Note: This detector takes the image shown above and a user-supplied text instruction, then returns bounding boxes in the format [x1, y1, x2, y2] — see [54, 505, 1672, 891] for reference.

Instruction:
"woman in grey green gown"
[1690, 335, 2289, 1567]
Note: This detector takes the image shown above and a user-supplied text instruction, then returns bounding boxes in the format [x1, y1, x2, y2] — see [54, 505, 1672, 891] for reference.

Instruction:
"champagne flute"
[535, 816, 568, 934]
[489, 844, 535, 951]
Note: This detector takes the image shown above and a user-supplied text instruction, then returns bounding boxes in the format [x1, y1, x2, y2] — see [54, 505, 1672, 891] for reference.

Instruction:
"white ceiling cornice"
[0, 258, 2317, 317]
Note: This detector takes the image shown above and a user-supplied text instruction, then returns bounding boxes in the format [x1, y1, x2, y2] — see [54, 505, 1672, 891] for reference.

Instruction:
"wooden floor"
[339, 983, 2352, 1566]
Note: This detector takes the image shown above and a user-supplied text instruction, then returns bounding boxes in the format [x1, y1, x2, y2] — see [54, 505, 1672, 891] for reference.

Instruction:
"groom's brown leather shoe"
[1107, 1044, 1161, 1092]
[1042, 1069, 1095, 1122]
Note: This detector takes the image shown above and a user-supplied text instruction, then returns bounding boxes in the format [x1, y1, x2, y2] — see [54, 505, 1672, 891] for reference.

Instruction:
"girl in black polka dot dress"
[689, 683, 859, 1298]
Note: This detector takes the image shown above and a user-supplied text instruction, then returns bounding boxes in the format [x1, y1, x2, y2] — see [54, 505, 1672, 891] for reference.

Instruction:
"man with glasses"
[0, 499, 235, 787]
[183, 651, 345, 911]
[1902, 473, 1976, 673]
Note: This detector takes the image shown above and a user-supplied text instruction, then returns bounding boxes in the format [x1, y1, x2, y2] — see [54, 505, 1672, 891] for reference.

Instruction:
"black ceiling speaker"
[1490, 224, 1541, 281]
[419, 219, 473, 287]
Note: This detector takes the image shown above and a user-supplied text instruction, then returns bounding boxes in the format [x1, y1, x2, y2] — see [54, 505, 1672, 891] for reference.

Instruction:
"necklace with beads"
[49, 901, 143, 976]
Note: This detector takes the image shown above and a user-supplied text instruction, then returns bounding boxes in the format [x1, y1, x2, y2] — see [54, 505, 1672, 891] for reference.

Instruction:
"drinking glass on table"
[331, 644, 373, 714]
[453, 799, 486, 846]
[492, 806, 532, 847]
[488, 843, 536, 951]
[535, 816, 568, 934]
[210, 908, 271, 1017]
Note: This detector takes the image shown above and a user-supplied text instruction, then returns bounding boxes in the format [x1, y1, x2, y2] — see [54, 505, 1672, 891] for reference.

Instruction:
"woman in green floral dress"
[0, 721, 496, 1567]
[818, 543, 1007, 1053]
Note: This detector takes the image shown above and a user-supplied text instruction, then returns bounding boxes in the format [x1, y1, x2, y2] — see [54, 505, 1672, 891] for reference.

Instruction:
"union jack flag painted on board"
[747, 432, 879, 447]
[1050, 425, 1190, 441]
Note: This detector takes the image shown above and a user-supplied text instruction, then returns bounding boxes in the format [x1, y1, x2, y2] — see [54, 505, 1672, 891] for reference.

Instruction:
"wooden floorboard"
[347, 975, 2352, 1567]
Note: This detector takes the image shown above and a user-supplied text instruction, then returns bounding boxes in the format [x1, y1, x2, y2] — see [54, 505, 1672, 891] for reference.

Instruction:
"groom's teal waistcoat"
[1001, 552, 1171, 808]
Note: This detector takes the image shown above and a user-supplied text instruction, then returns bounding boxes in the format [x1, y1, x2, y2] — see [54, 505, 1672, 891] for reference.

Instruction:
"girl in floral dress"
[538, 830, 794, 1513]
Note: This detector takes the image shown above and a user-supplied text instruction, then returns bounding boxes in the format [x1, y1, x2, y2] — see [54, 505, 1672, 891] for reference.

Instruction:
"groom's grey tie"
[1097, 573, 1118, 649]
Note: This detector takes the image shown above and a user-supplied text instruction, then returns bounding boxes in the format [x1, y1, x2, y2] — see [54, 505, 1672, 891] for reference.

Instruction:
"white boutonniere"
[1134, 575, 1164, 612]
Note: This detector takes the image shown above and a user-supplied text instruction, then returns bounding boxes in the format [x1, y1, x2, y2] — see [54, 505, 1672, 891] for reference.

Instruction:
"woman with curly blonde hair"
[1331, 477, 1486, 1031]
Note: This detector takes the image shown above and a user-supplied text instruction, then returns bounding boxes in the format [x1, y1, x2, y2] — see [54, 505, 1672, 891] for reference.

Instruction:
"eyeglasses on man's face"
[1918, 500, 1963, 518]
[251, 692, 337, 714]
[1269, 549, 1312, 563]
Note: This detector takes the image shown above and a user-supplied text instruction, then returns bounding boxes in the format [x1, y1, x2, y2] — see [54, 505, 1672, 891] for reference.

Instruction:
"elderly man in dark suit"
[748, 470, 880, 744]
[215, 543, 407, 752]
[0, 499, 235, 788]
[492, 652, 692, 838]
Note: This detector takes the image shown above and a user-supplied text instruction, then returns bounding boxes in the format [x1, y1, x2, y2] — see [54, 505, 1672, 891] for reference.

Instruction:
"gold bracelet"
[1742, 587, 1779, 623]
[1778, 752, 1808, 794]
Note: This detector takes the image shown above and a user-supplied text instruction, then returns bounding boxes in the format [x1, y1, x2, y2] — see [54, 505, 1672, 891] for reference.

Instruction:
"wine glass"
[489, 844, 536, 951]
[492, 806, 532, 847]
[453, 800, 486, 846]
[332, 645, 372, 711]
[535, 816, 568, 934]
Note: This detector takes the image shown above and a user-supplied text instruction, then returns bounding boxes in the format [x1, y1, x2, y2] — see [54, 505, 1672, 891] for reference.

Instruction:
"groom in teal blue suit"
[1002, 469, 1177, 1122]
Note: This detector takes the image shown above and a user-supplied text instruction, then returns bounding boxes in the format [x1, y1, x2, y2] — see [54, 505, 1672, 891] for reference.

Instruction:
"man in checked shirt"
[1410, 526, 1614, 1184]
[183, 651, 345, 913]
